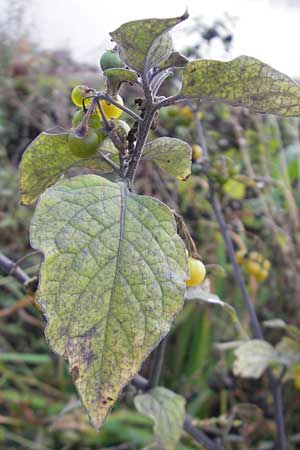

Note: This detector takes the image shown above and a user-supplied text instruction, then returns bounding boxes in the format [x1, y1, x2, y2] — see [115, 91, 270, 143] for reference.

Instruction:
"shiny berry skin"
[68, 129, 100, 157]
[71, 85, 92, 108]
[185, 257, 206, 287]
[100, 94, 123, 119]
[100, 50, 124, 71]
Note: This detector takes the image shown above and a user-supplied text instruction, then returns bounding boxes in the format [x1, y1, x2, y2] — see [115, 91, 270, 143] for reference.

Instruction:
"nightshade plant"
[16, 11, 300, 450]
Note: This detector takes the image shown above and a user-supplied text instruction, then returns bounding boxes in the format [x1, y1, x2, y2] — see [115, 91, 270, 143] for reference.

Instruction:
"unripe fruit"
[68, 129, 100, 157]
[71, 85, 92, 108]
[100, 50, 124, 71]
[192, 144, 203, 161]
[255, 269, 269, 282]
[185, 257, 206, 287]
[100, 94, 124, 119]
[111, 119, 131, 134]
[72, 110, 102, 129]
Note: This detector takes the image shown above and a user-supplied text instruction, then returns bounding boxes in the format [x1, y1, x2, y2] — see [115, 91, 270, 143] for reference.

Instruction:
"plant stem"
[0, 253, 30, 285]
[148, 338, 167, 388]
[131, 375, 224, 450]
[208, 182, 287, 450]
[98, 92, 142, 123]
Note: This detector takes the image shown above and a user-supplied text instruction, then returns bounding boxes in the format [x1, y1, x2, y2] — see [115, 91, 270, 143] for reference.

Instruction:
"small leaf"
[159, 51, 189, 70]
[185, 285, 248, 340]
[20, 131, 113, 205]
[179, 56, 300, 116]
[223, 179, 245, 199]
[134, 387, 186, 450]
[276, 337, 300, 366]
[103, 68, 138, 95]
[110, 13, 188, 72]
[30, 175, 187, 429]
[233, 340, 278, 378]
[143, 137, 192, 180]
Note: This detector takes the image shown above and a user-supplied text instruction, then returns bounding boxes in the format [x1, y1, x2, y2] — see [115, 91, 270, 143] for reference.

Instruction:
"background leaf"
[179, 56, 300, 116]
[134, 387, 186, 450]
[143, 137, 192, 180]
[233, 340, 279, 378]
[30, 174, 187, 429]
[110, 13, 188, 72]
[20, 131, 113, 205]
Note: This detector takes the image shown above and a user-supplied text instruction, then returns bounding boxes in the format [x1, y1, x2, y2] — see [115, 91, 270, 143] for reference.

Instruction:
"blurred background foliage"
[1, 2, 300, 450]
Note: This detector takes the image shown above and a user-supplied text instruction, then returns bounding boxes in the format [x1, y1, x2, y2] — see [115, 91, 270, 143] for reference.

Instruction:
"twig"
[98, 92, 142, 123]
[0, 294, 33, 318]
[0, 253, 30, 285]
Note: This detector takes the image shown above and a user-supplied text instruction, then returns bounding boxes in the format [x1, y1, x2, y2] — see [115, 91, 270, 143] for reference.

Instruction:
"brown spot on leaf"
[71, 366, 79, 382]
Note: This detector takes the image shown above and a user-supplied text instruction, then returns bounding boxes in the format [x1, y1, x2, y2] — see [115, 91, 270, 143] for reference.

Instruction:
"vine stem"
[148, 338, 167, 388]
[131, 375, 224, 450]
[208, 180, 287, 450]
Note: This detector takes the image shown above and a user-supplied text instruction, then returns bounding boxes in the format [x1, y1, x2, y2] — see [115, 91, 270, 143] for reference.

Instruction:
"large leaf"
[233, 340, 279, 378]
[179, 56, 300, 116]
[110, 13, 188, 72]
[30, 175, 187, 429]
[134, 387, 186, 450]
[20, 131, 113, 205]
[143, 137, 192, 180]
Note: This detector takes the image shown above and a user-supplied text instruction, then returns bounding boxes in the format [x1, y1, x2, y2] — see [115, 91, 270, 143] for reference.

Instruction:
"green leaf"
[134, 387, 186, 450]
[110, 13, 188, 72]
[223, 178, 245, 199]
[233, 340, 279, 378]
[179, 56, 300, 116]
[103, 68, 138, 95]
[20, 131, 113, 205]
[30, 175, 187, 429]
[143, 137, 192, 180]
[158, 51, 189, 70]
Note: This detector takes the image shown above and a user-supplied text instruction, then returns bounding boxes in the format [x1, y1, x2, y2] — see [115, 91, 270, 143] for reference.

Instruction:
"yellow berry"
[262, 259, 271, 271]
[245, 260, 261, 278]
[71, 85, 92, 108]
[255, 269, 269, 282]
[99, 94, 123, 119]
[181, 106, 193, 120]
[185, 257, 206, 287]
[192, 144, 203, 161]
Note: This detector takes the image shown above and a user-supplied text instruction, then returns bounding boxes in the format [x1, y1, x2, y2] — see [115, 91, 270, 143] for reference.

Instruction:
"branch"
[207, 182, 287, 450]
[0, 253, 30, 285]
[98, 92, 142, 123]
[131, 375, 224, 450]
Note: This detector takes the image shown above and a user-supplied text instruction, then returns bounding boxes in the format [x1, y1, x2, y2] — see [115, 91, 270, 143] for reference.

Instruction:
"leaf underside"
[30, 175, 187, 429]
[233, 339, 278, 378]
[179, 56, 300, 116]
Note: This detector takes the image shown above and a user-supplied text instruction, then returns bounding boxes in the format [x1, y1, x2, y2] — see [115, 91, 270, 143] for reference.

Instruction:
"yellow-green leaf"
[30, 175, 187, 429]
[110, 13, 188, 72]
[143, 137, 192, 180]
[134, 387, 186, 450]
[233, 340, 279, 378]
[20, 131, 113, 205]
[179, 56, 300, 116]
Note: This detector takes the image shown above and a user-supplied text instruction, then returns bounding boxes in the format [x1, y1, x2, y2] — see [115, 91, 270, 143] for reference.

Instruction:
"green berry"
[68, 129, 100, 157]
[100, 50, 124, 71]
[72, 110, 102, 129]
